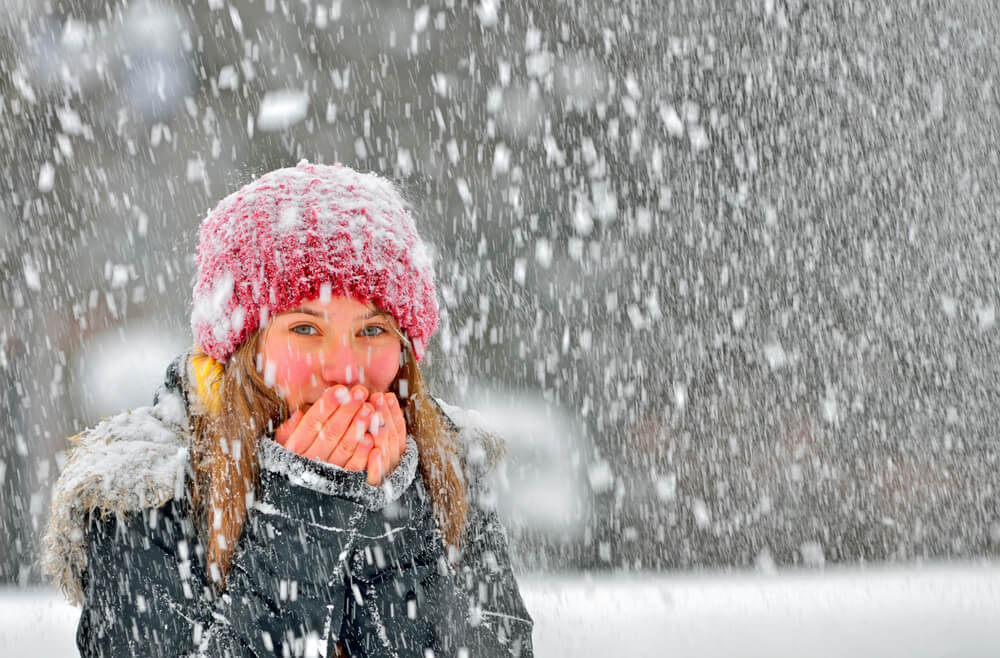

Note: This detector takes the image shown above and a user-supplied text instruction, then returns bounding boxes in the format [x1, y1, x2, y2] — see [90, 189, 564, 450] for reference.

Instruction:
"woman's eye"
[359, 325, 386, 338]
[290, 324, 318, 336]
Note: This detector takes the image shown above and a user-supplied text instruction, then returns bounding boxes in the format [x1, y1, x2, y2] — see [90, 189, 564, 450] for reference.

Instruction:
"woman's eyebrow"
[286, 307, 325, 318]
[285, 308, 385, 321]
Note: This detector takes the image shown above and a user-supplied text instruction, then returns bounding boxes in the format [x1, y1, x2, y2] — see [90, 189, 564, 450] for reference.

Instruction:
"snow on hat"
[191, 160, 438, 363]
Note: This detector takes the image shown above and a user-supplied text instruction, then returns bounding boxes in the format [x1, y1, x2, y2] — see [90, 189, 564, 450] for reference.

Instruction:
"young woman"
[43, 161, 534, 657]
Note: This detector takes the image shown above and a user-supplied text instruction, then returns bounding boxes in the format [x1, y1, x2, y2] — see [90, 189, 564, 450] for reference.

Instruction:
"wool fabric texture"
[191, 160, 438, 362]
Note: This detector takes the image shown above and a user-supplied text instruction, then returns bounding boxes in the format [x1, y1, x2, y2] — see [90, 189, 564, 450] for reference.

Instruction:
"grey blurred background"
[1, 0, 998, 585]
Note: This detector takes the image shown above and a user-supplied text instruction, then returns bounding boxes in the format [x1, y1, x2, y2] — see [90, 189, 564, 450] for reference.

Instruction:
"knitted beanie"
[191, 160, 438, 363]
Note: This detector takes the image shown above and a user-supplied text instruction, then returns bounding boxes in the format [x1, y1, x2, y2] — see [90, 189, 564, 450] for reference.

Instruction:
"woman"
[43, 161, 533, 657]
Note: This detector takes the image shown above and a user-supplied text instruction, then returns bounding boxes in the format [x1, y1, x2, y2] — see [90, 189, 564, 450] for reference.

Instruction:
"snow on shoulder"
[42, 389, 191, 605]
[434, 397, 507, 478]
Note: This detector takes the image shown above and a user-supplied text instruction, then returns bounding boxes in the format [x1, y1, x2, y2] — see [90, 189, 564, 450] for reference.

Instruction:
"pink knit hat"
[191, 160, 438, 362]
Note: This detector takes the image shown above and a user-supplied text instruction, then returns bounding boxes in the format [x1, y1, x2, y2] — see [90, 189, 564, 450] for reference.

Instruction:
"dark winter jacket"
[43, 355, 533, 657]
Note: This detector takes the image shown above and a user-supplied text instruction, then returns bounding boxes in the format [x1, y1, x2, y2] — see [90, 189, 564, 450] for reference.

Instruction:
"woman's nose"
[319, 336, 361, 385]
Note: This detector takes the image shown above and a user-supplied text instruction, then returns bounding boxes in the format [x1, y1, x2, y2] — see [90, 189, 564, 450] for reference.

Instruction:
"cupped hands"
[273, 384, 407, 487]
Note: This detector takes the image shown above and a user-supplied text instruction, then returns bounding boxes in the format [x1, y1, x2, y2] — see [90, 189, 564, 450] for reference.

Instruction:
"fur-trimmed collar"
[42, 353, 505, 606]
[41, 387, 193, 606]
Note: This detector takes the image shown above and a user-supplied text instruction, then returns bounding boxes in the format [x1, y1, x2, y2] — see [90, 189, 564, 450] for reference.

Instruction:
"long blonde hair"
[188, 333, 468, 588]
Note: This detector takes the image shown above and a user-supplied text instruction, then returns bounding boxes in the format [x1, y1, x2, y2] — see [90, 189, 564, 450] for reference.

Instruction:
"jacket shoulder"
[434, 397, 507, 464]
[43, 385, 192, 605]
[432, 397, 508, 504]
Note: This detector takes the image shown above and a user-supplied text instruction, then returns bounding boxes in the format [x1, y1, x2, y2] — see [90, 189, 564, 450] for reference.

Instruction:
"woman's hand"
[273, 385, 407, 486]
[273, 384, 373, 466]
[365, 392, 408, 487]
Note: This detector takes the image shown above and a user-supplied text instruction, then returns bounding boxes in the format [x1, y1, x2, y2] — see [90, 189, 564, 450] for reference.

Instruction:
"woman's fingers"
[282, 389, 403, 482]
[343, 434, 374, 471]
[366, 396, 391, 472]
[326, 403, 374, 467]
[306, 389, 367, 460]
[375, 394, 402, 471]
[274, 409, 304, 446]
[373, 393, 393, 438]
[366, 447, 384, 486]
[288, 384, 367, 456]
[285, 385, 354, 454]
[388, 394, 407, 463]
[376, 393, 406, 472]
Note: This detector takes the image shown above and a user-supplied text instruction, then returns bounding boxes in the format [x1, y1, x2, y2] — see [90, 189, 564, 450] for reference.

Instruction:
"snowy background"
[2, 0, 1000, 651]
[4, 565, 1000, 656]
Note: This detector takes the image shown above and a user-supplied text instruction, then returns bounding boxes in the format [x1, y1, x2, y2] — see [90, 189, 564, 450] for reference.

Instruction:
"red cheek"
[280, 359, 314, 387]
[267, 345, 315, 390]
[364, 351, 402, 391]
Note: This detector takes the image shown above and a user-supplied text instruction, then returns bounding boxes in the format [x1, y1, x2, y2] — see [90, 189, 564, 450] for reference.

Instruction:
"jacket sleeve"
[76, 500, 232, 658]
[460, 501, 534, 658]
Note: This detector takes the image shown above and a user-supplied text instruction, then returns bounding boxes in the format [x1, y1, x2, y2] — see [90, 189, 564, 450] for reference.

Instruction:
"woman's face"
[256, 296, 404, 411]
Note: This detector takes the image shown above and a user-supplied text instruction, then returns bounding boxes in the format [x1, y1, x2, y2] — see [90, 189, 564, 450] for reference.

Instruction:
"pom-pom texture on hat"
[191, 161, 438, 362]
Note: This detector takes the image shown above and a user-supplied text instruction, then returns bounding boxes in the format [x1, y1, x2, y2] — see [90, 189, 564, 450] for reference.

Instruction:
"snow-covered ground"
[527, 564, 1000, 657]
[3, 564, 999, 656]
